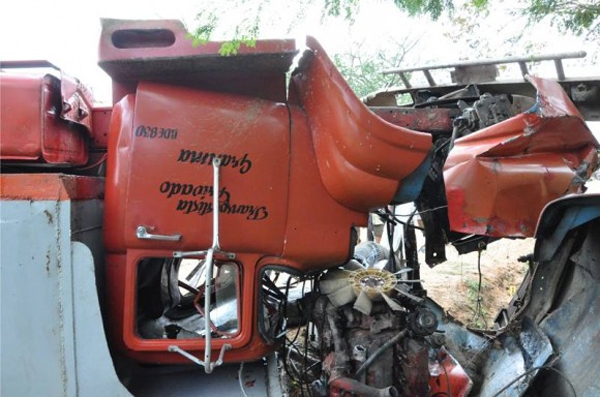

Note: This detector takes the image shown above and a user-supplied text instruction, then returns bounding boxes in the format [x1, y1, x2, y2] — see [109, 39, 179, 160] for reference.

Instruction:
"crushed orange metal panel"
[444, 76, 599, 237]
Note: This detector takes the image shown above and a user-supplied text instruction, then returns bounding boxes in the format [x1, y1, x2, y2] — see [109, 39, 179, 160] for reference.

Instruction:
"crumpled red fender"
[444, 76, 599, 237]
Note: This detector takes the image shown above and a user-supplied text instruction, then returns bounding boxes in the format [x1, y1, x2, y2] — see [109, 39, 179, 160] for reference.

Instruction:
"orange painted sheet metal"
[0, 64, 91, 166]
[123, 81, 290, 255]
[429, 348, 473, 397]
[1, 174, 104, 201]
[104, 38, 434, 264]
[444, 76, 599, 237]
[291, 37, 433, 212]
[280, 105, 367, 266]
[105, 252, 273, 364]
[91, 106, 112, 148]
[98, 19, 297, 104]
[99, 19, 295, 64]
[103, 35, 434, 364]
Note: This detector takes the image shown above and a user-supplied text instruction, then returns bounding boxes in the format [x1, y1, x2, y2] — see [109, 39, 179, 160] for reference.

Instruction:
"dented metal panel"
[523, 210, 600, 396]
[0, 67, 90, 166]
[444, 76, 599, 237]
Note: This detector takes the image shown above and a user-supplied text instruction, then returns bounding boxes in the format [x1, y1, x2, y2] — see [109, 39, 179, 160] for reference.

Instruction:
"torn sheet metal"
[444, 76, 599, 237]
[428, 347, 473, 397]
[534, 193, 600, 261]
[477, 317, 554, 396]
[426, 299, 555, 397]
[527, 218, 600, 396]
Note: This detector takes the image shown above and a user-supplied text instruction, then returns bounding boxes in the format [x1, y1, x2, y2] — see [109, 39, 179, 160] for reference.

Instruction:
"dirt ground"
[418, 235, 534, 329]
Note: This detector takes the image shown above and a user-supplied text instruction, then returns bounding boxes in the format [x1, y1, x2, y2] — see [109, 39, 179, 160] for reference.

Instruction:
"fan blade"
[343, 259, 364, 271]
[370, 259, 388, 270]
[353, 290, 373, 315]
[328, 284, 356, 307]
[394, 286, 424, 303]
[320, 278, 351, 294]
[320, 270, 350, 293]
[321, 270, 349, 281]
[382, 293, 405, 312]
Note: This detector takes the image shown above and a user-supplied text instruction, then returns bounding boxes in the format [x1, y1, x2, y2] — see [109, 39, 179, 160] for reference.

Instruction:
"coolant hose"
[354, 330, 408, 378]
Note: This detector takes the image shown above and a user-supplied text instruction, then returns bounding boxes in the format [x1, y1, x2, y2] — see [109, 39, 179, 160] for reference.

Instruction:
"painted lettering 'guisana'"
[177, 149, 252, 174]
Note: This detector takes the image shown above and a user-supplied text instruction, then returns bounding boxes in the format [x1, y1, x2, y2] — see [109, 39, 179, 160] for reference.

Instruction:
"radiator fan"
[320, 268, 411, 315]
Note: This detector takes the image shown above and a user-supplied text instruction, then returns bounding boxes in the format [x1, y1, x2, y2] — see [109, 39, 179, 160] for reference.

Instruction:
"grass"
[464, 277, 489, 329]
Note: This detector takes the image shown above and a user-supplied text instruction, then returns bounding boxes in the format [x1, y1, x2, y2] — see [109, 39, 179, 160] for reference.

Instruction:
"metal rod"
[168, 344, 232, 372]
[178, 280, 200, 295]
[212, 158, 221, 249]
[173, 250, 208, 258]
[399, 72, 412, 88]
[382, 51, 586, 75]
[168, 157, 232, 373]
[213, 343, 232, 368]
[168, 345, 205, 366]
[203, 157, 222, 373]
[554, 59, 566, 80]
[518, 61, 529, 78]
[203, 247, 215, 372]
[423, 69, 436, 87]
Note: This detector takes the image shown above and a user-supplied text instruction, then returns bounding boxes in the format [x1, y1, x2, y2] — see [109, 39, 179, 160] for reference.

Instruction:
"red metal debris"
[428, 348, 473, 397]
[444, 76, 599, 237]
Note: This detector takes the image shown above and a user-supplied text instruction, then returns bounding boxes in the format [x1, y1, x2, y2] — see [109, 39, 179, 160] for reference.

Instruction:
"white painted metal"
[0, 199, 131, 396]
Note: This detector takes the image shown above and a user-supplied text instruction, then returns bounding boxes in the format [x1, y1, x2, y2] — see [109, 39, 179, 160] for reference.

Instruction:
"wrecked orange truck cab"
[101, 20, 432, 365]
[1, 18, 599, 397]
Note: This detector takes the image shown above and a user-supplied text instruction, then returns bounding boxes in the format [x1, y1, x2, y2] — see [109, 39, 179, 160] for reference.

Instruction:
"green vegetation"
[190, 0, 599, 56]
[332, 36, 419, 97]
[464, 277, 489, 329]
[389, 0, 599, 37]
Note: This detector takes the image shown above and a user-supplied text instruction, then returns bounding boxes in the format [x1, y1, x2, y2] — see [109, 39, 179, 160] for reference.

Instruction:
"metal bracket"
[168, 344, 232, 372]
[136, 225, 181, 241]
[173, 249, 235, 260]
[168, 158, 234, 373]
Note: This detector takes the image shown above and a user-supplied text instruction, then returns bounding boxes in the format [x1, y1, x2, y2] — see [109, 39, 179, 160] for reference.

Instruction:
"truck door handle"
[136, 226, 181, 241]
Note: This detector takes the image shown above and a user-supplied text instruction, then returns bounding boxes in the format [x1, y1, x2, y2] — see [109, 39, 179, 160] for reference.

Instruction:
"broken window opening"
[136, 257, 240, 340]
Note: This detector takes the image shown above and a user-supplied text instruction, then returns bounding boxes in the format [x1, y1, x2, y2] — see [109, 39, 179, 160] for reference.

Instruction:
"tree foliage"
[189, 0, 362, 55]
[333, 36, 420, 97]
[190, 0, 598, 57]
[526, 0, 600, 36]
[388, 0, 600, 37]
[392, 0, 455, 19]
